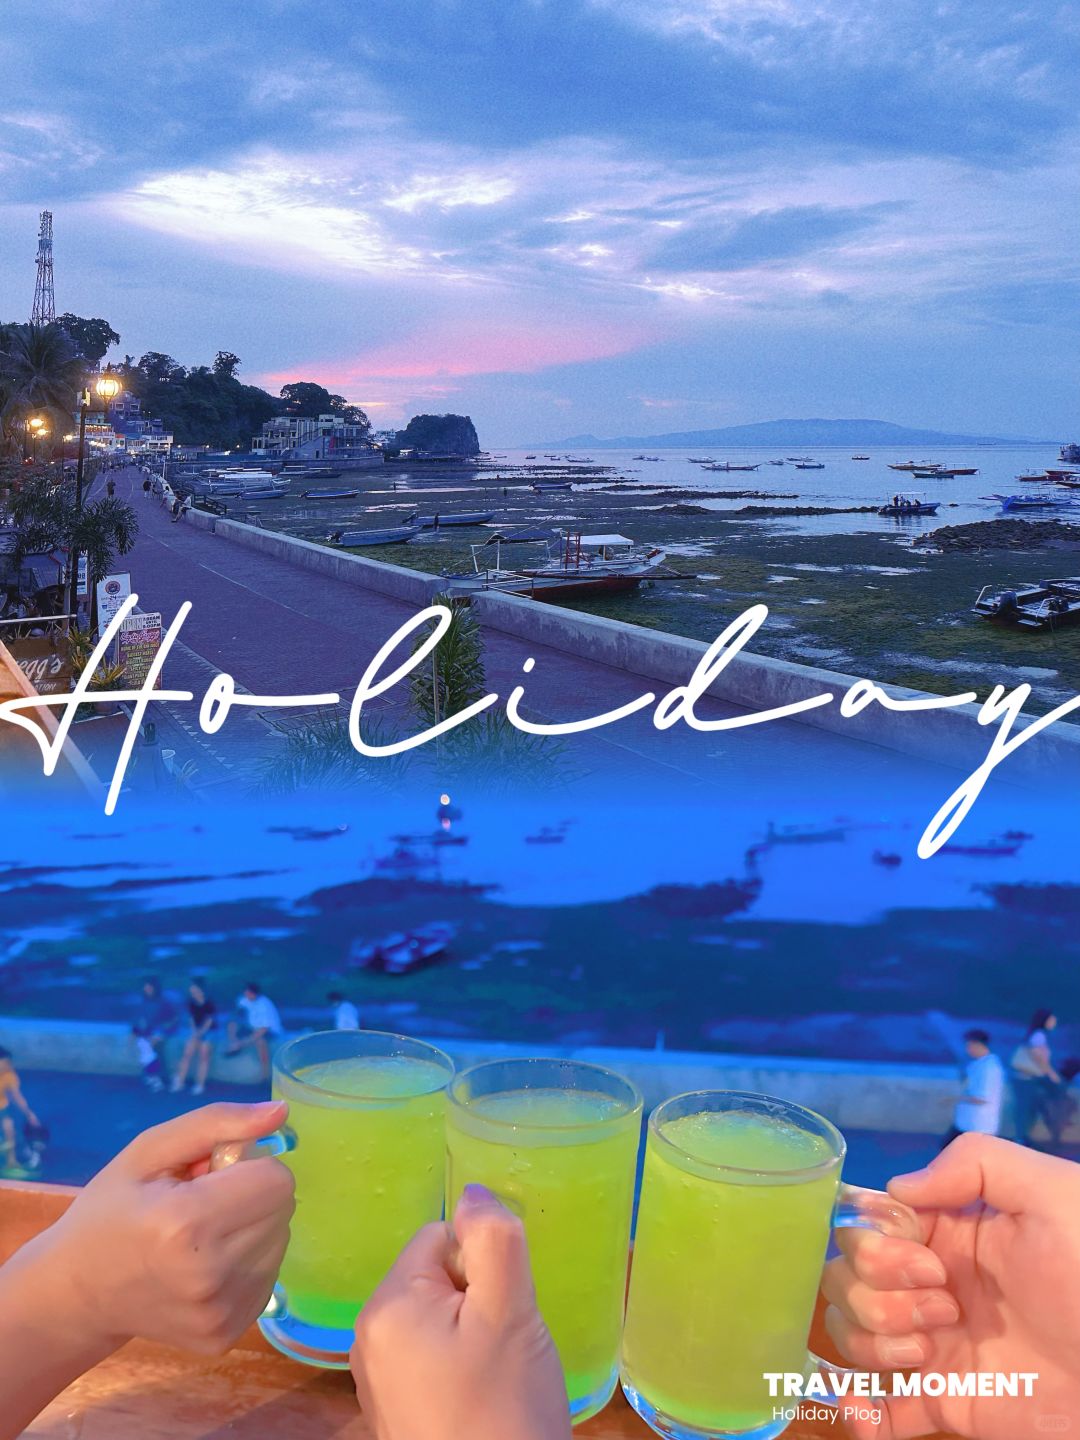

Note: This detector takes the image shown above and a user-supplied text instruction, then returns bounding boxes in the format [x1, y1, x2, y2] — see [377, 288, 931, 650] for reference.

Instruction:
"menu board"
[118, 611, 163, 689]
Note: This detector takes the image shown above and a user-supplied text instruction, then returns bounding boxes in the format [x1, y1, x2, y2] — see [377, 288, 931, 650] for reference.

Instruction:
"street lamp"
[69, 370, 123, 622]
[27, 414, 48, 462]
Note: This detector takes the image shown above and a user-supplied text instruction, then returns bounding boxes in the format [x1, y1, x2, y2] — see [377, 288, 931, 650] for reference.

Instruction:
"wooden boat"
[301, 488, 360, 500]
[888, 461, 937, 472]
[795, 461, 825, 469]
[879, 497, 940, 516]
[329, 525, 417, 546]
[403, 510, 496, 528]
[531, 481, 573, 492]
[687, 457, 713, 464]
[974, 577, 1080, 630]
[282, 466, 342, 479]
[767, 459, 785, 466]
[940, 839, 1022, 858]
[1016, 473, 1049, 482]
[444, 533, 667, 600]
[484, 526, 559, 544]
[704, 461, 761, 472]
[851, 455, 871, 461]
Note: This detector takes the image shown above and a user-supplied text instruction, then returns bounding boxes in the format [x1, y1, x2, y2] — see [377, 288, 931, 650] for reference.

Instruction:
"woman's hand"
[0, 1101, 294, 1440]
[351, 1183, 571, 1440]
[823, 1133, 1080, 1439]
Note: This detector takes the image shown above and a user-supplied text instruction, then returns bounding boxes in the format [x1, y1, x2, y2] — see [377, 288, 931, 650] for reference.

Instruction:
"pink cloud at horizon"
[257, 314, 657, 401]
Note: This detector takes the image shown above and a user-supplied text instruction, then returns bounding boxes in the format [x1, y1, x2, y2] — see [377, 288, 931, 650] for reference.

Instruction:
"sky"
[1, 0, 1079, 444]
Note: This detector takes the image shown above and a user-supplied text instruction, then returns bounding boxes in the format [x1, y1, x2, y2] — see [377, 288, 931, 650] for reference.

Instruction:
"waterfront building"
[252, 413, 381, 465]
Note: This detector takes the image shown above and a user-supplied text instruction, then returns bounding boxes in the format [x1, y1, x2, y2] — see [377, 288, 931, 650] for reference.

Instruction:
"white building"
[253, 413, 381, 464]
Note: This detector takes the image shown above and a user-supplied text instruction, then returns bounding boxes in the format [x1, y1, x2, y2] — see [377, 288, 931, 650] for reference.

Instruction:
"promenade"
[76, 466, 1034, 810]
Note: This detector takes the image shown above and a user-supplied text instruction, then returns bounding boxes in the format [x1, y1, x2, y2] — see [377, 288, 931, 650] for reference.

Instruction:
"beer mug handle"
[209, 1129, 296, 1170]
[809, 1182, 923, 1397]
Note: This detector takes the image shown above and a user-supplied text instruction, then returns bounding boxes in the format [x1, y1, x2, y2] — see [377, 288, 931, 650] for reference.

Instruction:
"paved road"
[8, 1066, 953, 1191]
[86, 466, 976, 809]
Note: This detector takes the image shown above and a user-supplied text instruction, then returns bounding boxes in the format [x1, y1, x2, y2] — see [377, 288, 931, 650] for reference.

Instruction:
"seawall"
[3, 1017, 1073, 1141]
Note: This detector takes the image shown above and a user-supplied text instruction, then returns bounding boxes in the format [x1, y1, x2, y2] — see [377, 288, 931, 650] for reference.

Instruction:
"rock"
[912, 518, 1080, 553]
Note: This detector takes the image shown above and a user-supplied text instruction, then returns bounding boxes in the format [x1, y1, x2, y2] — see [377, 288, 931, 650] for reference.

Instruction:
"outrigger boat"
[531, 481, 573, 492]
[985, 492, 1076, 511]
[974, 577, 1080, 630]
[328, 525, 417, 546]
[443, 532, 667, 600]
[301, 488, 360, 500]
[704, 461, 760, 472]
[794, 461, 825, 469]
[403, 511, 496, 528]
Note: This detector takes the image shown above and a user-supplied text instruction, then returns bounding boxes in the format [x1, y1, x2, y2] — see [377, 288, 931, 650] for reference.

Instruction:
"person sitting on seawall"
[0, 1102, 294, 1440]
[1010, 1007, 1065, 1147]
[350, 1135, 1080, 1440]
[225, 980, 283, 1082]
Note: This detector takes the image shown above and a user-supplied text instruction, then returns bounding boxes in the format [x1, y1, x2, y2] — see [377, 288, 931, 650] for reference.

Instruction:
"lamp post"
[28, 415, 47, 463]
[69, 371, 122, 624]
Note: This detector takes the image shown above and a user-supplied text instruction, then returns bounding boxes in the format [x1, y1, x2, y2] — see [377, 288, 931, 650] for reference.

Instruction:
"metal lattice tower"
[31, 210, 55, 324]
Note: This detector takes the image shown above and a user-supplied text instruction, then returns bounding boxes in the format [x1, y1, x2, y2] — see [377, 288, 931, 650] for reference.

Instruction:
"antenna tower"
[31, 210, 56, 324]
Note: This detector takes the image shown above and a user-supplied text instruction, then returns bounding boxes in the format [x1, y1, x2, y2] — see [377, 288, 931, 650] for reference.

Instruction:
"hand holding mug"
[351, 1183, 571, 1440]
[824, 1133, 1080, 1439]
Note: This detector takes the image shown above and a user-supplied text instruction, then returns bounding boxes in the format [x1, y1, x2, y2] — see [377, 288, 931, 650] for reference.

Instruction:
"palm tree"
[0, 322, 82, 458]
[8, 472, 138, 611]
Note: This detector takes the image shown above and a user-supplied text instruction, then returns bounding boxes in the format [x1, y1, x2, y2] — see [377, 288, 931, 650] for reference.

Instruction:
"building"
[103, 394, 173, 456]
[252, 413, 381, 465]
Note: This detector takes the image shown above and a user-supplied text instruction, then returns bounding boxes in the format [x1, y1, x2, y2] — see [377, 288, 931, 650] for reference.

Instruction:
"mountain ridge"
[528, 417, 1049, 448]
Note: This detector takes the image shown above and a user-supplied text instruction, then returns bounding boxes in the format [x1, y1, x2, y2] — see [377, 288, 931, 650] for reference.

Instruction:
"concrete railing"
[185, 506, 443, 607]
[3, 1017, 1075, 1141]
[470, 591, 1080, 783]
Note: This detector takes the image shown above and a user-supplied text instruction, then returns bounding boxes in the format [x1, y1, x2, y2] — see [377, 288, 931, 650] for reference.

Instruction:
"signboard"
[118, 611, 162, 690]
[77, 555, 88, 599]
[96, 573, 131, 630]
[7, 638, 73, 696]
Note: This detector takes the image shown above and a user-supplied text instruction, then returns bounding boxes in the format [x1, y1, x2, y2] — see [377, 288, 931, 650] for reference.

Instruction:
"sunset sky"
[2, 1, 1078, 442]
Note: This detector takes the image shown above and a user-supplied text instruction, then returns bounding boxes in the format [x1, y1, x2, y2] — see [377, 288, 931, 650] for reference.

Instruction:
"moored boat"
[973, 577, 1080, 630]
[986, 492, 1076, 511]
[444, 532, 667, 600]
[329, 525, 417, 546]
[301, 488, 360, 500]
[531, 481, 573, 492]
[794, 461, 825, 469]
[403, 511, 496, 528]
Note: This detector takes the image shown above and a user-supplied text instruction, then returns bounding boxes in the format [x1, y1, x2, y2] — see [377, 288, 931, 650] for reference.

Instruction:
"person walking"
[328, 990, 360, 1030]
[225, 981, 283, 1082]
[106, 477, 116, 498]
[0, 1048, 40, 1171]
[170, 978, 217, 1095]
[1010, 1007, 1064, 1146]
[142, 477, 151, 499]
[941, 1028, 1004, 1148]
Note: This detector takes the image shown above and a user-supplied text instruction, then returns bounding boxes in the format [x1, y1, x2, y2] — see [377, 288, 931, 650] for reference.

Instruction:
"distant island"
[532, 418, 1049, 449]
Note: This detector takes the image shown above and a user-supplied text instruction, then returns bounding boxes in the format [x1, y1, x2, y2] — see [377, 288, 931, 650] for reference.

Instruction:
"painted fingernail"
[880, 1336, 926, 1366]
[902, 1258, 947, 1288]
[461, 1183, 498, 1207]
[914, 1296, 960, 1328]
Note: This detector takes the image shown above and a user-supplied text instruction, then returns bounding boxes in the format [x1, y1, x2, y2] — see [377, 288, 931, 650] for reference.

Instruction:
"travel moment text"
[1, 593, 1073, 855]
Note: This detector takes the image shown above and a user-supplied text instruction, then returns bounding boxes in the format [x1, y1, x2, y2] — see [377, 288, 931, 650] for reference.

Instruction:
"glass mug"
[620, 1090, 921, 1440]
[446, 1057, 643, 1424]
[215, 1029, 454, 1368]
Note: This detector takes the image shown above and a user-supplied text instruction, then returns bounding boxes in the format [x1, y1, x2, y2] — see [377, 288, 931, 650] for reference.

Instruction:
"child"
[0, 1048, 40, 1172]
[132, 1025, 165, 1092]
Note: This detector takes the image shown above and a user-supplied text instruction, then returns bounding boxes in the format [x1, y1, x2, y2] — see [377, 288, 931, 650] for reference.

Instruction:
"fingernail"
[890, 1167, 929, 1189]
[902, 1258, 947, 1288]
[461, 1183, 499, 1207]
[880, 1336, 926, 1367]
[914, 1296, 960, 1328]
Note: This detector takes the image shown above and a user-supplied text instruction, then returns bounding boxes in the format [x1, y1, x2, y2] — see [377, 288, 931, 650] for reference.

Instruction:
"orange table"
[2, 1182, 955, 1439]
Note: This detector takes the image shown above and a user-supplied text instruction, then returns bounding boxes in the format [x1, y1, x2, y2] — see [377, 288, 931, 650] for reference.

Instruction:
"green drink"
[446, 1059, 642, 1424]
[262, 1030, 453, 1369]
[621, 1092, 843, 1440]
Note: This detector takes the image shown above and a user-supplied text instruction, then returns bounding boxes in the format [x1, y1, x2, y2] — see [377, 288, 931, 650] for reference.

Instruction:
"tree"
[137, 352, 186, 385]
[58, 314, 120, 366]
[0, 322, 83, 456]
[279, 381, 337, 417]
[8, 472, 138, 593]
[338, 403, 372, 433]
[213, 350, 241, 379]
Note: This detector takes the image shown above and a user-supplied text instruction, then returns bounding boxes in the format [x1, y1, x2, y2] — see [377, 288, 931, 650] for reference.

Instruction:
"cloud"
[647, 203, 899, 271]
